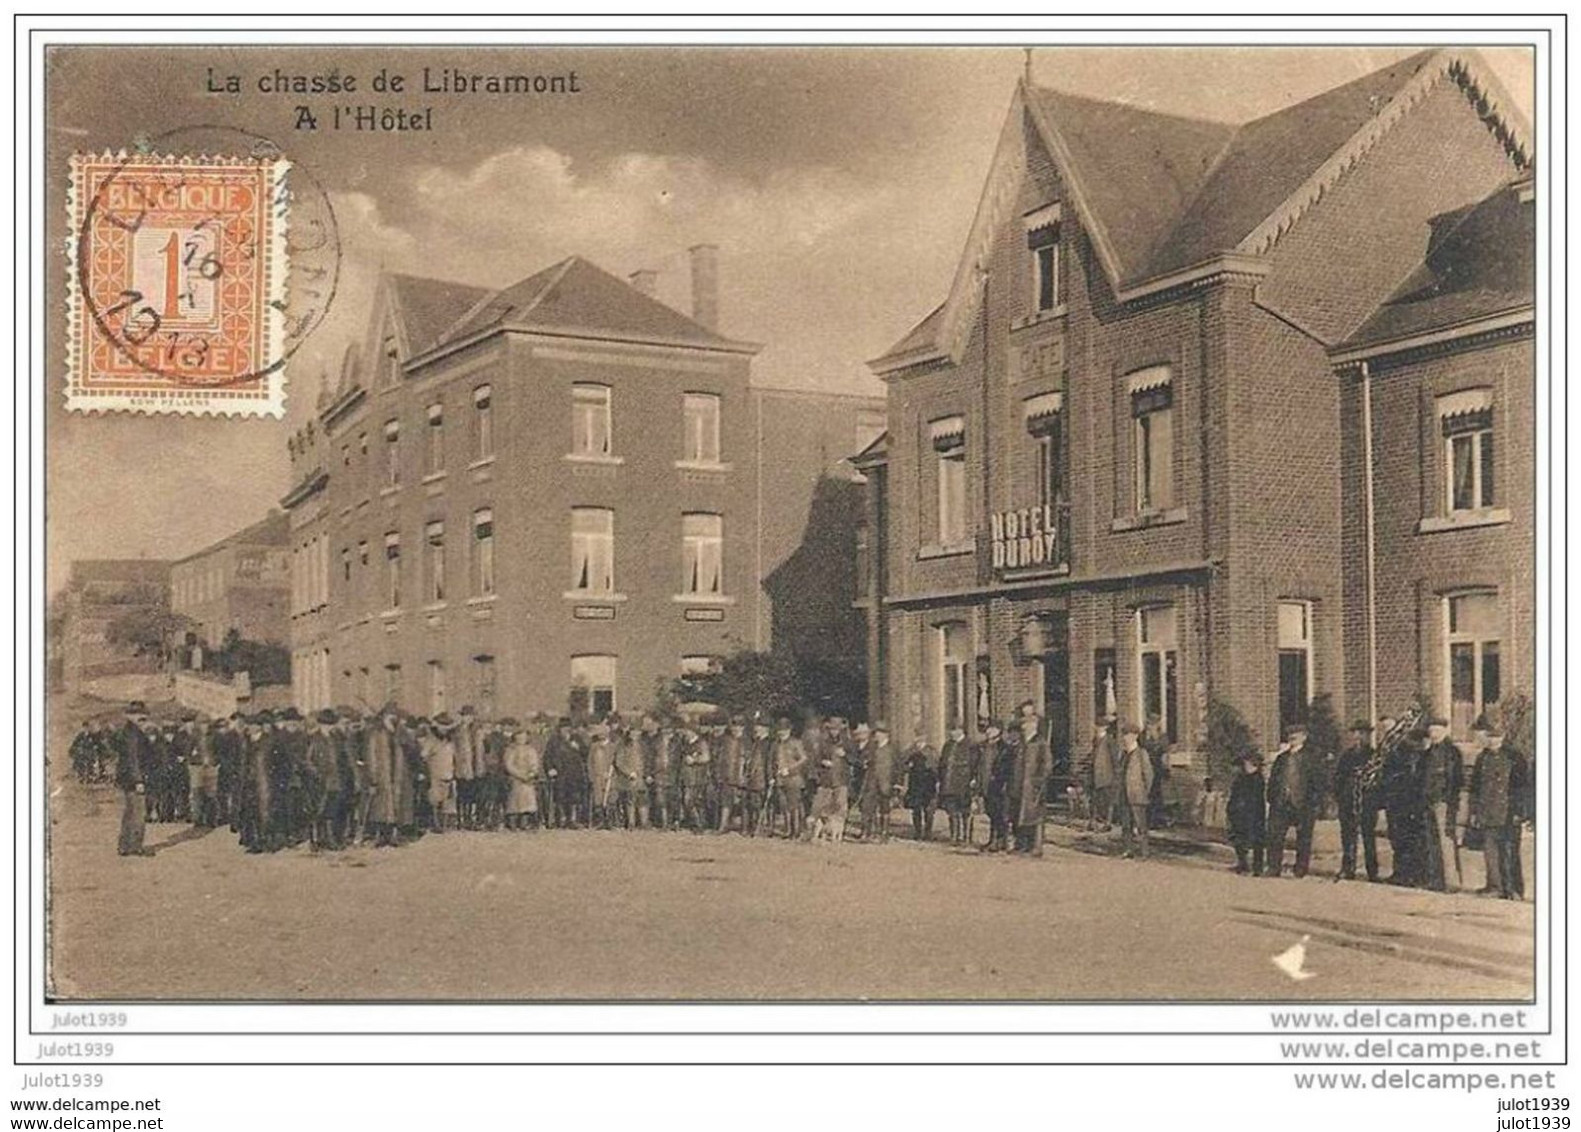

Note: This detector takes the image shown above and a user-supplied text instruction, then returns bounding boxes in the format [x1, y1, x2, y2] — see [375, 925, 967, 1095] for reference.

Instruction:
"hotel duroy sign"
[990, 505, 1060, 571]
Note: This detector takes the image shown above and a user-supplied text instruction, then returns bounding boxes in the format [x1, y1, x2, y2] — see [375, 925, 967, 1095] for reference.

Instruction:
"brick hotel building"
[857, 49, 1534, 783]
[283, 248, 883, 718]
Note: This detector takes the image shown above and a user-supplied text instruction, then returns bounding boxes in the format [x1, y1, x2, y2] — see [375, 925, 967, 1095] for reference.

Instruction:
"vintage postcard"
[42, 41, 1540, 1008]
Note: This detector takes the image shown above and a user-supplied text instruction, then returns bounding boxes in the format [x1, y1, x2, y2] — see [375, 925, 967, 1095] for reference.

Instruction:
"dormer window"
[1025, 203, 1062, 314]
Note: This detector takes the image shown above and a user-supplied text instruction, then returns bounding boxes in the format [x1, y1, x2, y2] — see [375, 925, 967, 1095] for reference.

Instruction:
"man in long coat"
[113, 705, 153, 856]
[858, 722, 897, 843]
[1117, 722, 1155, 859]
[679, 723, 712, 833]
[808, 718, 850, 842]
[1332, 721, 1375, 881]
[981, 722, 1013, 853]
[1468, 715, 1527, 899]
[364, 707, 401, 846]
[1087, 719, 1120, 831]
[1264, 723, 1325, 878]
[1421, 716, 1465, 892]
[743, 719, 771, 836]
[1382, 727, 1428, 886]
[502, 719, 541, 830]
[1011, 713, 1054, 856]
[714, 717, 747, 834]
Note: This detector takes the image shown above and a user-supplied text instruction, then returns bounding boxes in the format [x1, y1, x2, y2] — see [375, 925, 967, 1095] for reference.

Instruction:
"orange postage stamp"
[66, 148, 298, 416]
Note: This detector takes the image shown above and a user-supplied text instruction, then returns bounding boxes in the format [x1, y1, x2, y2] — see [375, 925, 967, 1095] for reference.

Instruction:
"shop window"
[571, 654, 617, 717]
[1447, 590, 1501, 736]
[937, 621, 971, 740]
[1277, 600, 1313, 738]
[1136, 604, 1179, 745]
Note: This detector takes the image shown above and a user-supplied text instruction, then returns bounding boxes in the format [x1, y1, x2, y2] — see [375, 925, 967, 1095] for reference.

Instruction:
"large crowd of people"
[68, 698, 1531, 900]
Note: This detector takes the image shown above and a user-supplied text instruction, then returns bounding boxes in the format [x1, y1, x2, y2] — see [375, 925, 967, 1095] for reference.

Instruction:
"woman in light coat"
[503, 722, 542, 830]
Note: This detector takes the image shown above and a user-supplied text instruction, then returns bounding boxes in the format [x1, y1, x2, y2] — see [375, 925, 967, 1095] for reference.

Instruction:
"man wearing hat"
[1086, 718, 1121, 833]
[846, 722, 872, 826]
[1382, 725, 1428, 885]
[713, 716, 747, 834]
[1116, 722, 1155, 859]
[980, 721, 1012, 852]
[586, 720, 616, 828]
[1467, 714, 1528, 899]
[1422, 716, 1466, 892]
[745, 717, 772, 836]
[1011, 711, 1054, 856]
[1265, 723, 1323, 878]
[1226, 749, 1266, 875]
[1332, 720, 1375, 881]
[936, 722, 974, 845]
[303, 709, 344, 849]
[113, 704, 154, 856]
[858, 721, 896, 843]
[770, 717, 809, 839]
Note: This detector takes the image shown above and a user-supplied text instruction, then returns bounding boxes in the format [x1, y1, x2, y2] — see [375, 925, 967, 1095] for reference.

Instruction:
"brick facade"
[862, 62, 1533, 791]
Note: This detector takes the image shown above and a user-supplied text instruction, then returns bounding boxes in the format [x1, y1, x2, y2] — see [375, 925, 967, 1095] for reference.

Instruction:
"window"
[384, 663, 401, 705]
[1277, 600, 1313, 738]
[383, 419, 400, 487]
[571, 507, 614, 593]
[383, 341, 400, 388]
[1447, 591, 1501, 736]
[358, 432, 368, 458]
[475, 655, 497, 718]
[682, 392, 722, 464]
[384, 532, 401, 609]
[341, 444, 350, 467]
[572, 384, 612, 457]
[1025, 203, 1061, 313]
[1136, 605, 1179, 746]
[938, 622, 971, 740]
[930, 416, 967, 546]
[1025, 392, 1064, 514]
[681, 512, 723, 595]
[473, 384, 493, 460]
[1128, 366, 1174, 513]
[426, 402, 444, 475]
[358, 540, 369, 568]
[341, 547, 351, 583]
[1094, 647, 1118, 722]
[427, 661, 446, 716]
[473, 508, 495, 596]
[424, 520, 445, 603]
[571, 654, 617, 717]
[1439, 389, 1495, 514]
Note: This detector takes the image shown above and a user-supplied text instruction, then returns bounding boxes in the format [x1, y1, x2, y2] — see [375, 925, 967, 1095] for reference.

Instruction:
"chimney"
[688, 243, 719, 332]
[628, 268, 658, 298]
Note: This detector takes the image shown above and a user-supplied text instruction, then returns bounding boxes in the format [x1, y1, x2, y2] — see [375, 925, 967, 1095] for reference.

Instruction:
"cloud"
[291, 143, 974, 397]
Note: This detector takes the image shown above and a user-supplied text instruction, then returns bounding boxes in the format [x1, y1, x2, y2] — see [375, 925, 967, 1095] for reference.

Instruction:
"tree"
[1306, 692, 1342, 760]
[662, 648, 802, 723]
[104, 606, 195, 668]
[1205, 697, 1258, 784]
[209, 628, 291, 687]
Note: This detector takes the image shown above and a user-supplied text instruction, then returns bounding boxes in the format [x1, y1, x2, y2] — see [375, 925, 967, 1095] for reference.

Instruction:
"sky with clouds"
[45, 45, 1533, 594]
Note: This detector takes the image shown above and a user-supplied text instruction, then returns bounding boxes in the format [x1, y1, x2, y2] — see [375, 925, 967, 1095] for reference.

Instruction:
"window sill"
[1111, 507, 1188, 533]
[379, 485, 401, 498]
[421, 471, 448, 485]
[422, 602, 449, 613]
[379, 609, 403, 622]
[917, 539, 976, 561]
[1417, 508, 1511, 534]
[674, 460, 732, 473]
[1010, 305, 1068, 332]
[672, 593, 736, 606]
[562, 590, 629, 603]
[468, 455, 496, 471]
[466, 594, 498, 608]
[564, 453, 624, 467]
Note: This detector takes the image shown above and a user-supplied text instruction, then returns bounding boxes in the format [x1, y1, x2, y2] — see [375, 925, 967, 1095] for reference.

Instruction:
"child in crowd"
[1227, 755, 1266, 876]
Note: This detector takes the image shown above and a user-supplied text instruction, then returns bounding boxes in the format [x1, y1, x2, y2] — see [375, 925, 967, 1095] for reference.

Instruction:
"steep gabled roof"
[1340, 181, 1534, 352]
[386, 272, 492, 358]
[872, 47, 1532, 376]
[430, 255, 758, 358]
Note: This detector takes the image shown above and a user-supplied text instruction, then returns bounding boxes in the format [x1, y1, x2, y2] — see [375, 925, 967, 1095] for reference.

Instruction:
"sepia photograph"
[42, 40, 1539, 1006]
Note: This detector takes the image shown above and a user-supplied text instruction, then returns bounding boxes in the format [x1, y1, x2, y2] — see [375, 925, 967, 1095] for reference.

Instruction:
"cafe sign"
[990, 505, 1061, 571]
